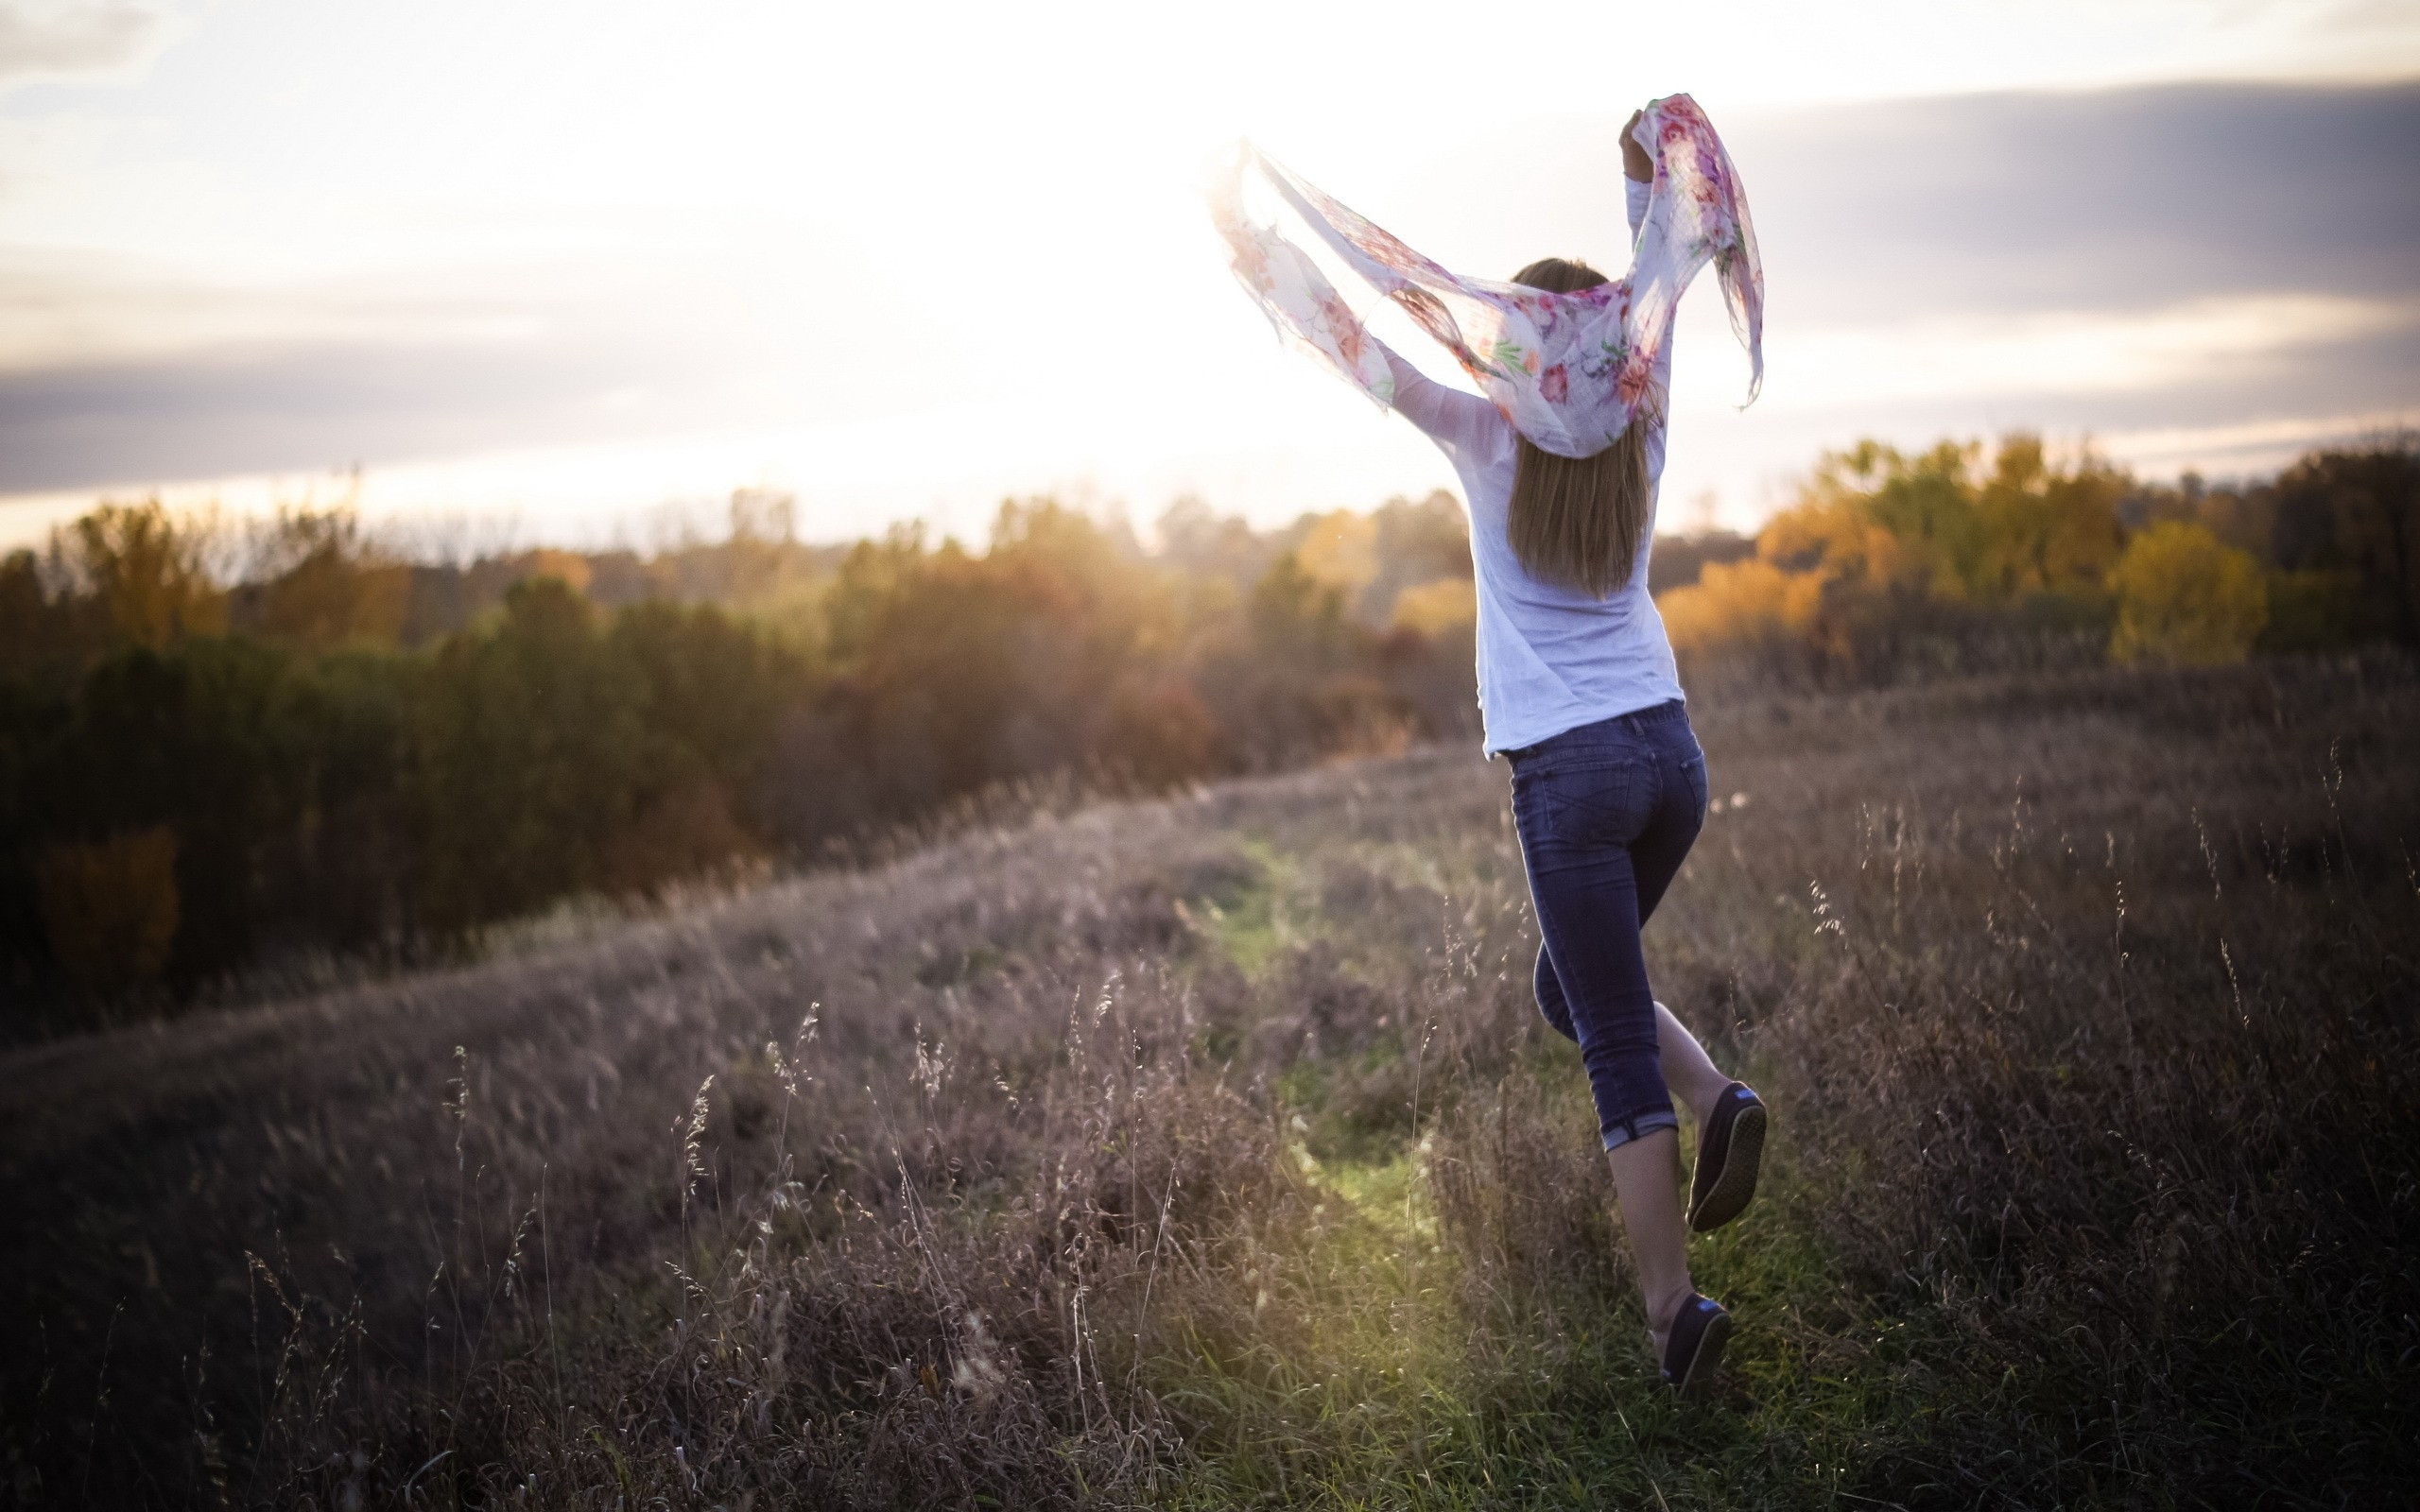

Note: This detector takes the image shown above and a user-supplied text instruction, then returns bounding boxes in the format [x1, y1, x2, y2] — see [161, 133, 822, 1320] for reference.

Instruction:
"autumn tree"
[2107, 522, 2269, 665]
[60, 501, 227, 651]
[234, 507, 410, 649]
[2270, 439, 2419, 645]
[1661, 435, 2136, 681]
[1972, 435, 2127, 599]
[1801, 438, 1981, 598]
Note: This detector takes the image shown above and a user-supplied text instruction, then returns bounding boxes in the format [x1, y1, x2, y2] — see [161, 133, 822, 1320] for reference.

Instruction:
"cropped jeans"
[1505, 699, 1708, 1150]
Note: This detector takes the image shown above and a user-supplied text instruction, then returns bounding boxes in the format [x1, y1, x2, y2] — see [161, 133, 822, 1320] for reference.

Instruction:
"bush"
[1659, 555, 1823, 662]
[1663, 435, 2135, 686]
[2108, 520, 2269, 665]
[1388, 576, 1476, 635]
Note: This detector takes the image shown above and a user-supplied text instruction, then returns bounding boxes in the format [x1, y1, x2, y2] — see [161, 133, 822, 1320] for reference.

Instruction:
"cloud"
[1403, 80, 2420, 318]
[2, 77, 2415, 513]
[0, 339, 686, 492]
[1736, 80, 2420, 320]
[0, 223, 975, 493]
[0, 2, 170, 92]
[1382, 80, 2420, 507]
[0, 250, 547, 374]
[1751, 294, 2420, 409]
[2099, 408, 2418, 472]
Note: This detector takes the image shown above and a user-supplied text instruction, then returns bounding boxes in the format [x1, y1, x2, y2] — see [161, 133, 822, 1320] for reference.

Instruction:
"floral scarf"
[1209, 94, 1762, 459]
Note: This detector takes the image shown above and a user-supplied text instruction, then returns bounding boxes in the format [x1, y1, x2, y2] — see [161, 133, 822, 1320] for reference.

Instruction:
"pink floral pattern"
[1208, 94, 1763, 458]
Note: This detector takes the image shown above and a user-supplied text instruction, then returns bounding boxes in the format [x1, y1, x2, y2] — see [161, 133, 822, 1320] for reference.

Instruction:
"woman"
[1213, 98, 1769, 1395]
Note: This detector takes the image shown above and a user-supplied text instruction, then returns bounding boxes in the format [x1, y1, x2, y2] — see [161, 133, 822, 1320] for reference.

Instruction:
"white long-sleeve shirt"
[1383, 179, 1684, 756]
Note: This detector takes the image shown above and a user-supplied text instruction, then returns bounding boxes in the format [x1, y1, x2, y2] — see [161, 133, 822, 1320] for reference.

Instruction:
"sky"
[1, 0, 2416, 553]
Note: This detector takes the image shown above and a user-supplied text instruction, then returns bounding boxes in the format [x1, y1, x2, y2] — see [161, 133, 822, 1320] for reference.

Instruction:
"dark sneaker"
[1686, 1082, 1767, 1233]
[1660, 1291, 1732, 1397]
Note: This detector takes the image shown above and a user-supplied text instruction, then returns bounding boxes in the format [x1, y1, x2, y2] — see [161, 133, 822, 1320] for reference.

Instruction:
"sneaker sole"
[1688, 1101, 1766, 1233]
[1672, 1308, 1732, 1399]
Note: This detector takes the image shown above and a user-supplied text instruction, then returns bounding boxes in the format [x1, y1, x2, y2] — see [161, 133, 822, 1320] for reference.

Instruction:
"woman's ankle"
[1665, 1074, 1722, 1128]
[1644, 1280, 1694, 1339]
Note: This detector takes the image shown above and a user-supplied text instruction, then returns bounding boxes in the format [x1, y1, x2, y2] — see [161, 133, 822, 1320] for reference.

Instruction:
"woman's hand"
[1621, 110, 1652, 183]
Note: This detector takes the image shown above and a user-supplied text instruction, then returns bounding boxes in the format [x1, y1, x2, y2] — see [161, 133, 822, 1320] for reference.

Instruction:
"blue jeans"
[1506, 699, 1708, 1150]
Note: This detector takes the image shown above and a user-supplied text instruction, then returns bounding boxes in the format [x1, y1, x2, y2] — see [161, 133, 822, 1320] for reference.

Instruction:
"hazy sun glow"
[3, 0, 2416, 548]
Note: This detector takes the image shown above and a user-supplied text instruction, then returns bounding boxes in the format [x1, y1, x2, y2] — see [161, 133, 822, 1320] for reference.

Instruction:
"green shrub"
[2109, 520, 2269, 664]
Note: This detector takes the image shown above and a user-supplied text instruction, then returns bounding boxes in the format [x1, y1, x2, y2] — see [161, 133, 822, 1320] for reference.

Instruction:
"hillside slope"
[4, 661, 2415, 1509]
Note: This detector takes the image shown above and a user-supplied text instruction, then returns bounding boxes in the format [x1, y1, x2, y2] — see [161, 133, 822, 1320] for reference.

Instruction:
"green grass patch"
[1151, 1105, 1948, 1511]
[1153, 1035, 1947, 1510]
[1189, 837, 1317, 977]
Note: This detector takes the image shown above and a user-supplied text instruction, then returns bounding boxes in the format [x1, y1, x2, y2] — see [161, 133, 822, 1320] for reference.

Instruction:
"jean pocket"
[1520, 753, 1657, 851]
[1510, 763, 1572, 836]
[1679, 748, 1709, 823]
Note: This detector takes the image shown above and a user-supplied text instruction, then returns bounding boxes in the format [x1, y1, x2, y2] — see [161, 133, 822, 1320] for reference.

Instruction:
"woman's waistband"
[1503, 699, 1690, 764]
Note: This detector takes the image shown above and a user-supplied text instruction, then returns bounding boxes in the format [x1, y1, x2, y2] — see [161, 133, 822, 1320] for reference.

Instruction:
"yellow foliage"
[250, 508, 411, 647]
[521, 549, 594, 596]
[1659, 557, 1825, 655]
[1801, 439, 1984, 597]
[1295, 510, 1379, 594]
[1390, 576, 1477, 635]
[39, 827, 180, 1000]
[1756, 495, 1927, 593]
[1974, 435, 2126, 597]
[248, 510, 408, 643]
[1657, 433, 2145, 670]
[66, 501, 226, 649]
[2108, 521, 2269, 665]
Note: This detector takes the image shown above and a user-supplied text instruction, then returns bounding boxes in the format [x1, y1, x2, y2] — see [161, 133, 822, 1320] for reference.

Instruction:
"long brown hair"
[1506, 257, 1655, 597]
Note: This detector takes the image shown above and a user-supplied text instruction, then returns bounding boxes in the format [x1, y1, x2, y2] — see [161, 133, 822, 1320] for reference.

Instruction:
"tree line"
[4, 432, 2411, 1023]
[1659, 434, 2417, 682]
[0, 491, 1477, 1019]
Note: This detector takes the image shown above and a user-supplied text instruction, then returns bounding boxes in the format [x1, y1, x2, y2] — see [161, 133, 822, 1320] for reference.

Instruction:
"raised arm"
[1621, 108, 1674, 389]
[1623, 108, 1652, 240]
[1383, 345, 1500, 462]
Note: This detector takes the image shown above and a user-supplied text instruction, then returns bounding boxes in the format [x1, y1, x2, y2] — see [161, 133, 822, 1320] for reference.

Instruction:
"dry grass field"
[4, 658, 2415, 1509]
